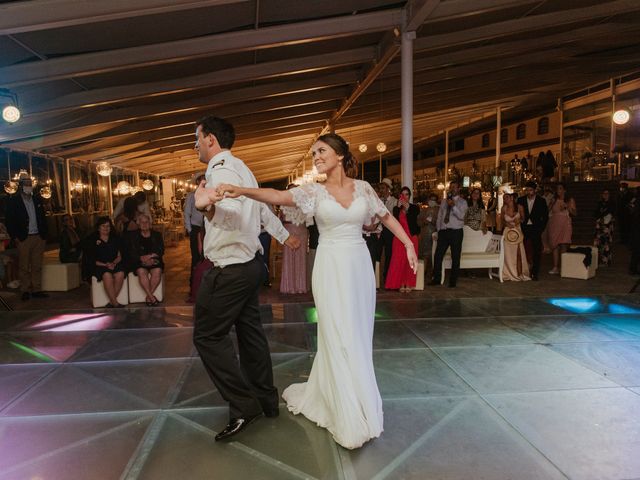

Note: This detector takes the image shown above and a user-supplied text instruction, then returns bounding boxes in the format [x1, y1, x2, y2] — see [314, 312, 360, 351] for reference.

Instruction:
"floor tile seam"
[0, 359, 67, 416]
[168, 413, 321, 480]
[71, 332, 195, 362]
[121, 412, 169, 480]
[62, 356, 195, 366]
[624, 387, 640, 397]
[161, 358, 197, 408]
[0, 325, 196, 335]
[426, 346, 571, 480]
[60, 365, 159, 410]
[0, 414, 153, 477]
[533, 342, 638, 390]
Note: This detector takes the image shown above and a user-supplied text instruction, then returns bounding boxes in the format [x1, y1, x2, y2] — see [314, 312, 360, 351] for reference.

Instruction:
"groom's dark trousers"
[194, 256, 278, 419]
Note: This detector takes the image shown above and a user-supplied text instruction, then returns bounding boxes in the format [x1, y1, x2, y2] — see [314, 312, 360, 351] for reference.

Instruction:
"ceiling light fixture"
[0, 88, 21, 124]
[613, 109, 630, 125]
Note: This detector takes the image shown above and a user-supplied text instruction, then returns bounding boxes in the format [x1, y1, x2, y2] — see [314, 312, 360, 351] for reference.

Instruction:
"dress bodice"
[282, 180, 388, 245]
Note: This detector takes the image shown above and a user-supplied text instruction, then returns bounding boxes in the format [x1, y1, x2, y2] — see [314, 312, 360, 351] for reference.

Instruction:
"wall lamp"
[0, 88, 21, 124]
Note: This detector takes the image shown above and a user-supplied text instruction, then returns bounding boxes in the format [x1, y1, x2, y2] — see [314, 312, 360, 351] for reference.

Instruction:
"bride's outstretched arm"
[217, 184, 296, 207]
[379, 212, 418, 274]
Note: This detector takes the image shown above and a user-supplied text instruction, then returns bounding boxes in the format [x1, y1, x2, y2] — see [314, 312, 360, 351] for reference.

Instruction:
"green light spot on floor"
[304, 307, 318, 324]
[9, 341, 55, 363]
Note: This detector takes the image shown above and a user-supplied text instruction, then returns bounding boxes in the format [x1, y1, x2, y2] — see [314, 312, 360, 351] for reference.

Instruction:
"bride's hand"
[194, 180, 223, 209]
[405, 243, 418, 274]
[217, 183, 243, 198]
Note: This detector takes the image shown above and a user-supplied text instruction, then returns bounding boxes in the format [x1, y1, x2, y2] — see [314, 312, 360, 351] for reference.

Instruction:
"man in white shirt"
[191, 116, 287, 442]
[431, 180, 468, 288]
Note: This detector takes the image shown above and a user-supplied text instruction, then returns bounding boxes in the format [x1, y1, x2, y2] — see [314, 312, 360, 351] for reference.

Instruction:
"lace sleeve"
[361, 181, 389, 226]
[280, 183, 316, 226]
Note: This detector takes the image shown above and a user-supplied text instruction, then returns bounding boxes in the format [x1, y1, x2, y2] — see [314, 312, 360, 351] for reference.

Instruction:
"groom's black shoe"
[215, 413, 262, 441]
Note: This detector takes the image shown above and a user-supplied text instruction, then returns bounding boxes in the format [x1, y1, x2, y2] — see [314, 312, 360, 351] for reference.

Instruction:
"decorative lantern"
[40, 185, 52, 199]
[3, 181, 17, 194]
[96, 161, 113, 177]
[376, 142, 387, 153]
[142, 179, 154, 191]
[358, 144, 368, 153]
[115, 181, 131, 195]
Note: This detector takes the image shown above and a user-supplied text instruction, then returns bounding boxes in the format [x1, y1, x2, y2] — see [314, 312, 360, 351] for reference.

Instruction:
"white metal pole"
[401, 27, 415, 191]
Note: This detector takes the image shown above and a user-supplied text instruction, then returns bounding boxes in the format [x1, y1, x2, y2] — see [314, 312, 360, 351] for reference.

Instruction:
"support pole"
[558, 98, 564, 182]
[401, 26, 415, 192]
[444, 129, 449, 198]
[495, 106, 501, 174]
[64, 158, 73, 214]
[107, 173, 114, 216]
[610, 79, 619, 177]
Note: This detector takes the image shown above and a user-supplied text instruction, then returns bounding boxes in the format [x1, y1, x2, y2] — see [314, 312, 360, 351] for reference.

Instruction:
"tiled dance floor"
[1, 295, 640, 479]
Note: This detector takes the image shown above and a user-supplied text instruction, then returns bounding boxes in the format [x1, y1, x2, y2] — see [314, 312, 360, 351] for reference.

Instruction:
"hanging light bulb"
[40, 185, 52, 199]
[96, 161, 113, 177]
[142, 179, 154, 191]
[376, 142, 387, 153]
[4, 180, 18, 194]
[358, 144, 368, 153]
[115, 181, 131, 195]
[613, 109, 630, 125]
[1, 88, 21, 123]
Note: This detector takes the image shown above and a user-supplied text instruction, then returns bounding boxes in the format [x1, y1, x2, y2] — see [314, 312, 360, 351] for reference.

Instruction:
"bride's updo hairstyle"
[317, 133, 358, 178]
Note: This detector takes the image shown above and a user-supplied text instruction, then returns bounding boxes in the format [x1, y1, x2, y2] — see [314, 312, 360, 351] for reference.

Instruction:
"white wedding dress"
[281, 179, 387, 449]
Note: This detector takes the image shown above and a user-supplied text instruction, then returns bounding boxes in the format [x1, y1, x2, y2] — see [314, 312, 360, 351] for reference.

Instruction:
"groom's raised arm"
[205, 168, 244, 230]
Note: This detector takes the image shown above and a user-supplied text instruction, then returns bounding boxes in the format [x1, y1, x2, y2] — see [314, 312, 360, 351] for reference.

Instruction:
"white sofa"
[561, 245, 598, 280]
[432, 226, 504, 284]
[91, 275, 129, 308]
[127, 272, 164, 303]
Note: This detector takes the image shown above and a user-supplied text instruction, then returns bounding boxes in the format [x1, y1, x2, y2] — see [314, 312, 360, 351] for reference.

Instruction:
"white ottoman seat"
[91, 275, 129, 308]
[127, 272, 164, 304]
[561, 245, 598, 280]
[41, 258, 81, 291]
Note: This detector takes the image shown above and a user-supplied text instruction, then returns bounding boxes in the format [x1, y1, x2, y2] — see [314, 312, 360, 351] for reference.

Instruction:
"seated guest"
[127, 214, 164, 306]
[59, 214, 82, 263]
[83, 216, 126, 308]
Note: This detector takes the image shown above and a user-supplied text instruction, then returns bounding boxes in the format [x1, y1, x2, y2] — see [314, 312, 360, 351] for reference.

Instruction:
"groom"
[517, 181, 549, 280]
[192, 115, 280, 441]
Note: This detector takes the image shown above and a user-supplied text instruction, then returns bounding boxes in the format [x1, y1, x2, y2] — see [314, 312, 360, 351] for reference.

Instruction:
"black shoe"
[428, 280, 441, 286]
[215, 413, 262, 441]
[531, 275, 538, 281]
[21, 292, 30, 301]
[263, 407, 279, 418]
[32, 291, 49, 298]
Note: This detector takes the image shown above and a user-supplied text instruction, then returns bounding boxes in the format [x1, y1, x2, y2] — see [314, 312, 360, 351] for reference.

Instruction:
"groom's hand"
[284, 235, 301, 250]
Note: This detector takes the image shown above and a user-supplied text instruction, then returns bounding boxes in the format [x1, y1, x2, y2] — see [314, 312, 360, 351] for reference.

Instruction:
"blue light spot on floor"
[548, 298, 602, 313]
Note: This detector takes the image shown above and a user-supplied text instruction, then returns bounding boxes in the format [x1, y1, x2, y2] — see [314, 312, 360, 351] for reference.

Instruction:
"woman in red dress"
[385, 186, 420, 292]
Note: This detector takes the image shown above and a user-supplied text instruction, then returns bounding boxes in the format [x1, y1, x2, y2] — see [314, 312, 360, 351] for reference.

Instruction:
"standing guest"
[594, 189, 615, 267]
[618, 182, 632, 245]
[629, 187, 640, 274]
[4, 173, 49, 301]
[501, 194, 531, 281]
[417, 193, 439, 277]
[541, 150, 557, 181]
[184, 174, 205, 292]
[258, 202, 298, 287]
[464, 187, 487, 233]
[190, 116, 282, 441]
[431, 180, 468, 288]
[280, 184, 309, 294]
[517, 181, 549, 281]
[485, 190, 498, 232]
[113, 191, 152, 221]
[209, 132, 417, 449]
[117, 196, 140, 236]
[59, 214, 82, 263]
[385, 186, 420, 292]
[127, 214, 164, 306]
[84, 217, 126, 308]
[547, 183, 577, 275]
[378, 178, 398, 282]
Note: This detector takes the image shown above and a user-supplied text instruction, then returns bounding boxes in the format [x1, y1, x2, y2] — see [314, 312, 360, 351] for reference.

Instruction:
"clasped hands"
[194, 181, 241, 210]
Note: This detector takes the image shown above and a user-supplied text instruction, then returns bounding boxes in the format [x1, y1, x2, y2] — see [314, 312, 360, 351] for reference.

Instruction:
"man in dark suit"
[517, 181, 549, 280]
[5, 174, 49, 300]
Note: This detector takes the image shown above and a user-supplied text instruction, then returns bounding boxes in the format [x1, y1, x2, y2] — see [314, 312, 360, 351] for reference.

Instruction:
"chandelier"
[3, 180, 17, 194]
[142, 179, 154, 191]
[40, 185, 52, 199]
[96, 161, 113, 177]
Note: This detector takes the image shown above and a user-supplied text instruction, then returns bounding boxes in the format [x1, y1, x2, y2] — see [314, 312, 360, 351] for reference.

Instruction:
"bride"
[197, 133, 417, 449]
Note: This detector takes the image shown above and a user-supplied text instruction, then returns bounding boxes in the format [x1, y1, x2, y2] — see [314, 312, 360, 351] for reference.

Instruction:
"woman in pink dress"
[547, 183, 577, 274]
[280, 184, 309, 293]
[385, 186, 420, 292]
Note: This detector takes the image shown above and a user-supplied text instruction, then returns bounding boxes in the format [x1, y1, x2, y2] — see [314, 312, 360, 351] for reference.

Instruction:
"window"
[500, 128, 508, 144]
[538, 116, 549, 135]
[481, 133, 490, 148]
[516, 123, 526, 140]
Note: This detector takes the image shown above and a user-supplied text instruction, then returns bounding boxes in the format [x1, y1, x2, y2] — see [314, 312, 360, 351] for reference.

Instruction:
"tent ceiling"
[1, 0, 640, 182]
